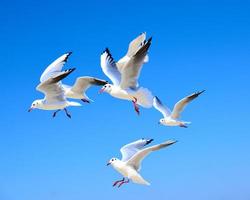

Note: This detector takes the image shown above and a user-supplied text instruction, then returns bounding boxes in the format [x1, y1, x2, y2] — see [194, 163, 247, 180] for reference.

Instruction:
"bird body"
[160, 117, 191, 127]
[104, 85, 152, 107]
[111, 159, 150, 185]
[32, 99, 81, 111]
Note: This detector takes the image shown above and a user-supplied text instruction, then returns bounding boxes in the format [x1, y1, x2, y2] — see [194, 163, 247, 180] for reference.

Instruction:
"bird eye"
[32, 104, 35, 106]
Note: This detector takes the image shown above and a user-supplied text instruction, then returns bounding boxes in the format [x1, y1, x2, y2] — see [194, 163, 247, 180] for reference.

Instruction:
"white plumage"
[107, 139, 177, 187]
[99, 33, 154, 115]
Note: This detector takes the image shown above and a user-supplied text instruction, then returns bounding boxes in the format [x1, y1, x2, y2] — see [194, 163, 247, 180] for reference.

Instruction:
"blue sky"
[1, 0, 250, 199]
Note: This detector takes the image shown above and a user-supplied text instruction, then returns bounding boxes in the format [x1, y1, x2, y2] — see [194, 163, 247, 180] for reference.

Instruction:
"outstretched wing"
[171, 90, 205, 119]
[126, 140, 177, 171]
[153, 96, 172, 118]
[126, 32, 147, 58]
[70, 76, 108, 94]
[36, 68, 75, 103]
[100, 49, 121, 86]
[40, 52, 72, 82]
[117, 33, 148, 72]
[120, 138, 154, 162]
[119, 37, 152, 89]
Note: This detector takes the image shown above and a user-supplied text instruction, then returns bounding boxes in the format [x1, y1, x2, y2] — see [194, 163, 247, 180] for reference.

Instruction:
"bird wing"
[120, 139, 154, 162]
[100, 49, 121, 86]
[126, 140, 177, 171]
[126, 32, 147, 58]
[119, 37, 152, 89]
[70, 76, 108, 94]
[153, 96, 172, 118]
[171, 90, 205, 119]
[36, 68, 75, 103]
[116, 33, 148, 72]
[40, 52, 72, 82]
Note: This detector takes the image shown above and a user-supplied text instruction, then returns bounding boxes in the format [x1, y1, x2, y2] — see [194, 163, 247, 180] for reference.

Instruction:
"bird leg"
[117, 178, 129, 188]
[132, 97, 140, 115]
[64, 108, 71, 118]
[81, 99, 90, 103]
[112, 178, 125, 187]
[52, 109, 61, 118]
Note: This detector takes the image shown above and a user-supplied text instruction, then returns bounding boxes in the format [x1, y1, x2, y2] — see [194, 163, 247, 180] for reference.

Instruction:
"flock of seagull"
[29, 32, 204, 187]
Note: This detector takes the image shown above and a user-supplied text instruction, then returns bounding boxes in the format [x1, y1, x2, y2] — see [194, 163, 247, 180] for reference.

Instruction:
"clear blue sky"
[1, 0, 250, 200]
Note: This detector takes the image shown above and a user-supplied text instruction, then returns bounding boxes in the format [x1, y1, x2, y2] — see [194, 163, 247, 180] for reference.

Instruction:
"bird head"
[158, 118, 165, 125]
[99, 84, 113, 94]
[28, 100, 42, 112]
[106, 157, 118, 166]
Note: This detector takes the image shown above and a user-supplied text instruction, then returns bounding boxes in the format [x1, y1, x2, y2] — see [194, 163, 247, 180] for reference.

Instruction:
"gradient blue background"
[1, 0, 250, 199]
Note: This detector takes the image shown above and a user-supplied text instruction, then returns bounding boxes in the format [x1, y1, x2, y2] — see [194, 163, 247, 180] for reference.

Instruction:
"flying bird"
[28, 66, 81, 118]
[153, 90, 205, 127]
[107, 138, 177, 187]
[29, 52, 108, 118]
[99, 33, 154, 115]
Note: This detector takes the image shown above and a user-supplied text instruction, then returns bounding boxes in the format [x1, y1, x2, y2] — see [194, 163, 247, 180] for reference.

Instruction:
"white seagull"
[153, 90, 205, 127]
[99, 33, 154, 115]
[28, 67, 81, 118]
[107, 138, 177, 187]
[29, 52, 108, 117]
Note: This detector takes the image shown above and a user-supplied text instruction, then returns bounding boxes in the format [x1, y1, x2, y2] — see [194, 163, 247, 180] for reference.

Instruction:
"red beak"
[99, 88, 105, 94]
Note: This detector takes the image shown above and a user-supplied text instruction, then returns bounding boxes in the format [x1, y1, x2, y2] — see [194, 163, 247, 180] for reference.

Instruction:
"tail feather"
[182, 121, 191, 125]
[143, 54, 149, 63]
[68, 101, 82, 107]
[134, 87, 153, 108]
[130, 173, 150, 186]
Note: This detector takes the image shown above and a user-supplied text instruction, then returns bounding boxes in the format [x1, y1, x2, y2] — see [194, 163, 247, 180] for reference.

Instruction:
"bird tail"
[183, 121, 191, 125]
[130, 173, 150, 186]
[144, 54, 149, 63]
[68, 101, 82, 107]
[134, 87, 153, 108]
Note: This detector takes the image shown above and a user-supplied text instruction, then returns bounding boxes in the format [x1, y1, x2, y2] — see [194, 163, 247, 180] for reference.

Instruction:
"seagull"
[28, 67, 81, 118]
[153, 90, 205, 127]
[29, 52, 109, 117]
[107, 138, 177, 187]
[99, 33, 154, 115]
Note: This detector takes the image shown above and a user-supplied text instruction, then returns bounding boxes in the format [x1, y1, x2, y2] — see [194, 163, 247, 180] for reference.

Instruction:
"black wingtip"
[64, 52, 72, 62]
[170, 140, 178, 145]
[145, 139, 154, 145]
[147, 37, 152, 43]
[67, 67, 76, 73]
[103, 48, 110, 54]
[102, 48, 115, 64]
[154, 96, 162, 105]
[197, 90, 205, 96]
